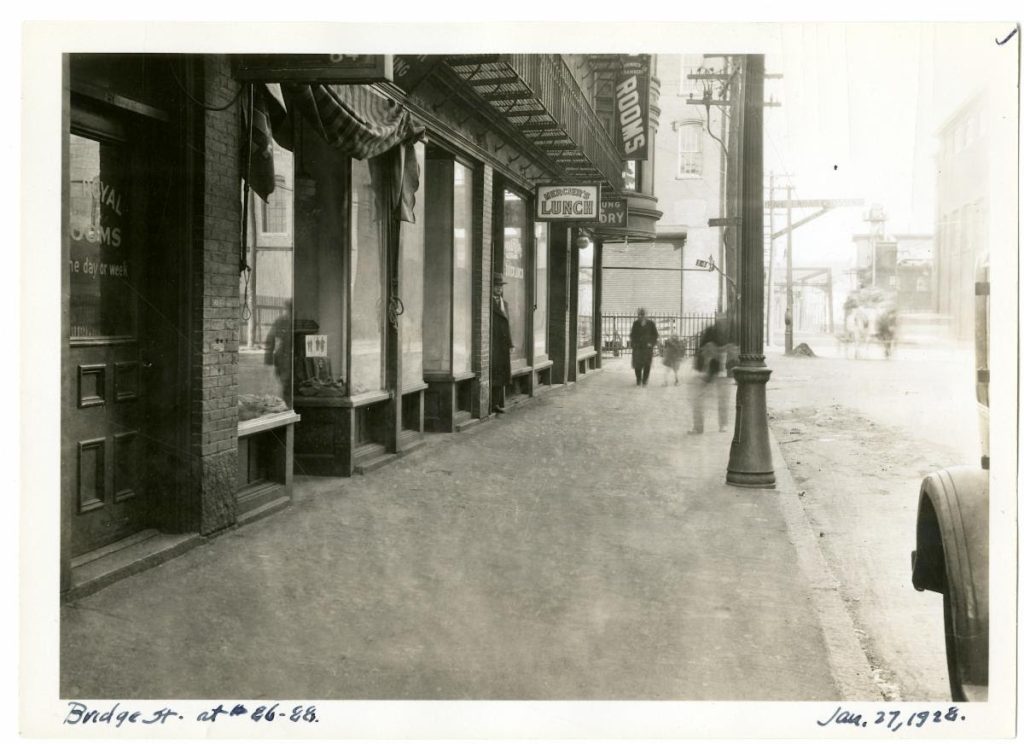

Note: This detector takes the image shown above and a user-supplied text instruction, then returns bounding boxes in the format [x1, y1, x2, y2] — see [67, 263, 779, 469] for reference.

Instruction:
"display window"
[423, 152, 475, 376]
[400, 141, 427, 389]
[534, 222, 549, 360]
[239, 143, 294, 422]
[452, 161, 474, 374]
[577, 242, 594, 349]
[502, 190, 530, 368]
[349, 156, 388, 395]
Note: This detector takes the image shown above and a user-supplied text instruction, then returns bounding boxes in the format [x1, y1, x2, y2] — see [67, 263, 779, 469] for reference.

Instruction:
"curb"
[767, 426, 887, 701]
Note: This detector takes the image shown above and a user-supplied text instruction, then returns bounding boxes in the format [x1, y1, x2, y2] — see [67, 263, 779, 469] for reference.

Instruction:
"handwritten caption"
[818, 705, 964, 732]
[64, 701, 318, 728]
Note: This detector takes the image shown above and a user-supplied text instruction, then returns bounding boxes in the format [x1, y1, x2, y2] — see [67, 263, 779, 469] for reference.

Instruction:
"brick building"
[61, 53, 660, 598]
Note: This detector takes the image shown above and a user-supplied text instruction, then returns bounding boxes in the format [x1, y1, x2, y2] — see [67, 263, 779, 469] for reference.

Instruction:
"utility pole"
[689, 58, 780, 322]
[785, 184, 794, 355]
[726, 54, 775, 489]
[766, 172, 774, 345]
[767, 196, 863, 353]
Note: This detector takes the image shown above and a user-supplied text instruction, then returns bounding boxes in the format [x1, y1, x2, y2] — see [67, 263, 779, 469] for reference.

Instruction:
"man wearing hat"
[491, 272, 513, 414]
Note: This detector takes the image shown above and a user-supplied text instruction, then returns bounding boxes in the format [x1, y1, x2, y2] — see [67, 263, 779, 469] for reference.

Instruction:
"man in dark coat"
[491, 273, 513, 413]
[629, 307, 659, 386]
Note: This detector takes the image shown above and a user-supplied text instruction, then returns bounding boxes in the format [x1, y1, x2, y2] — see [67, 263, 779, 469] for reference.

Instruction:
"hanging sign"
[536, 184, 601, 221]
[393, 55, 442, 93]
[588, 197, 628, 228]
[235, 55, 394, 83]
[615, 55, 651, 161]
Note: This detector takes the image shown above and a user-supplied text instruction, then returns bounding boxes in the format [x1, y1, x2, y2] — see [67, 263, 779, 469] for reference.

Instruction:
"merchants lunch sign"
[536, 184, 601, 221]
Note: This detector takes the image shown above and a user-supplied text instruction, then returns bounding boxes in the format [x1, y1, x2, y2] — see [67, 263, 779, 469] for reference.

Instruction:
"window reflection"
[239, 143, 294, 421]
[502, 190, 528, 366]
[534, 222, 548, 359]
[578, 243, 594, 348]
[349, 156, 387, 394]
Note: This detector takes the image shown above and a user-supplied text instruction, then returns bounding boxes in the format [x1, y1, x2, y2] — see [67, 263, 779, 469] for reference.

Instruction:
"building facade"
[61, 53, 660, 598]
[601, 54, 730, 327]
[934, 93, 991, 340]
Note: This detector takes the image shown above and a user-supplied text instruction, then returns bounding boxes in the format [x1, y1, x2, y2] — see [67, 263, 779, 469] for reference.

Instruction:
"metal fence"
[601, 313, 717, 357]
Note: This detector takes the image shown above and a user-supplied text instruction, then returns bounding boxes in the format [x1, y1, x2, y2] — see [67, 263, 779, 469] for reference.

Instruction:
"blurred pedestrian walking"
[689, 313, 734, 433]
[629, 308, 659, 387]
[661, 335, 686, 386]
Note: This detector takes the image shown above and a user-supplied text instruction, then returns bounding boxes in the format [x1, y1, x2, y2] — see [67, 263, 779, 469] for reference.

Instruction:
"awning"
[242, 82, 424, 222]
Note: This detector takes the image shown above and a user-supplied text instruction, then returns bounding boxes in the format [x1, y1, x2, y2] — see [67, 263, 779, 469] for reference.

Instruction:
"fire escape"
[444, 54, 625, 194]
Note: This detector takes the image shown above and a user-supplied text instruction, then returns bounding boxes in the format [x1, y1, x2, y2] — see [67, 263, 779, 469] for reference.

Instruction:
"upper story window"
[256, 144, 294, 246]
[623, 160, 637, 191]
[677, 121, 703, 178]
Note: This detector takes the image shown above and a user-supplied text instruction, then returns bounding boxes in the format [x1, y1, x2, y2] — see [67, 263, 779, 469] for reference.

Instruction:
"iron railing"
[601, 313, 717, 357]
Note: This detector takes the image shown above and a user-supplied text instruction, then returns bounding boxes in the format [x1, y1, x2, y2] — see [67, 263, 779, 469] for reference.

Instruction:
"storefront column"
[192, 57, 242, 533]
[471, 163, 494, 418]
[567, 233, 580, 382]
[385, 211, 402, 453]
[547, 225, 572, 385]
[594, 238, 604, 368]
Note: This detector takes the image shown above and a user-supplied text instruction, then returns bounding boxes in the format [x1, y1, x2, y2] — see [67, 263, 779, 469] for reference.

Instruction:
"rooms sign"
[535, 184, 601, 221]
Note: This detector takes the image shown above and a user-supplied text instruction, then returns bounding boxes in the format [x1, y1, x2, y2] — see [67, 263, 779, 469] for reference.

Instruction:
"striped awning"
[283, 83, 423, 160]
[243, 82, 424, 222]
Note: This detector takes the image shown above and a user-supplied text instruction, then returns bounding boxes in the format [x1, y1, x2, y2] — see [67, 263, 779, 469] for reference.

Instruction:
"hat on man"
[493, 272, 507, 285]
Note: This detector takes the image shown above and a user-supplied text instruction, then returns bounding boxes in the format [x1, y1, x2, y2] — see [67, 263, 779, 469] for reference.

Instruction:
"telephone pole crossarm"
[766, 198, 864, 209]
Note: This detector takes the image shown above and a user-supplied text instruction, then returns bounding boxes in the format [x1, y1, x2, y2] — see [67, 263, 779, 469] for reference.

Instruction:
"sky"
[761, 22, 1019, 272]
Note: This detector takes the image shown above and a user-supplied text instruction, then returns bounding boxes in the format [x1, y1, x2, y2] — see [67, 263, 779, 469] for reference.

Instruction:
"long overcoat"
[629, 319, 659, 370]
[492, 298, 513, 387]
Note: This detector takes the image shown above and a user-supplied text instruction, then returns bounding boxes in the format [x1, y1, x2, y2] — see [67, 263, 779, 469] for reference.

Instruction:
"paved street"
[766, 335, 978, 700]
[61, 357, 873, 701]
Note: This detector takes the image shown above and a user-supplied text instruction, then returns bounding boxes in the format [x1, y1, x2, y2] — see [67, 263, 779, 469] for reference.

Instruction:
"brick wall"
[471, 164, 493, 418]
[191, 56, 240, 534]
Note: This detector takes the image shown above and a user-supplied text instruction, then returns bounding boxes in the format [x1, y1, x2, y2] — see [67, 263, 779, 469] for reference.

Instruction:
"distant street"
[766, 334, 978, 700]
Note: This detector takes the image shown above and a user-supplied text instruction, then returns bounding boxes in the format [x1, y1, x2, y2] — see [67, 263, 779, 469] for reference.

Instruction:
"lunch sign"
[536, 184, 601, 222]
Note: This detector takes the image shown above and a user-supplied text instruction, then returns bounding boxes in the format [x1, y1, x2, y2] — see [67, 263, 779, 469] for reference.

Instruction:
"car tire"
[943, 588, 967, 702]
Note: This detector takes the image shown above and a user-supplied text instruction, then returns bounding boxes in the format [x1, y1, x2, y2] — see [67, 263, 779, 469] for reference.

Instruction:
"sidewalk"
[60, 357, 872, 701]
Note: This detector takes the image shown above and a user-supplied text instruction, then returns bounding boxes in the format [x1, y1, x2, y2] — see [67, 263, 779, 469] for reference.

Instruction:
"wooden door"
[64, 107, 148, 557]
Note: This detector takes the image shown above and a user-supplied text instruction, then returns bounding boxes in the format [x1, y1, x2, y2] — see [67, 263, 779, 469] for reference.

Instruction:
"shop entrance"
[64, 104, 153, 557]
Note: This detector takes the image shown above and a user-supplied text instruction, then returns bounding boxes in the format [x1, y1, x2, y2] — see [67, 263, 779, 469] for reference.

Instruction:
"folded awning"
[242, 82, 424, 222]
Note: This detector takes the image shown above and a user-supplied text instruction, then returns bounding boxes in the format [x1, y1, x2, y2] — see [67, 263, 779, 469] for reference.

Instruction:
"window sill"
[238, 410, 301, 437]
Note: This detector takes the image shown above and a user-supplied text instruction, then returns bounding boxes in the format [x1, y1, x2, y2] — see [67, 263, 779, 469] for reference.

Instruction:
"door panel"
[66, 122, 148, 557]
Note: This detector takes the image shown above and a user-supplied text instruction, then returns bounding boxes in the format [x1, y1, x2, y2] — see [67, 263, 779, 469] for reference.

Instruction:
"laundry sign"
[594, 197, 628, 228]
[536, 184, 601, 221]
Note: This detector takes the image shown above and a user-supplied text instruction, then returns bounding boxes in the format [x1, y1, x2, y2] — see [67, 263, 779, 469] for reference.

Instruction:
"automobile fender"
[911, 465, 989, 688]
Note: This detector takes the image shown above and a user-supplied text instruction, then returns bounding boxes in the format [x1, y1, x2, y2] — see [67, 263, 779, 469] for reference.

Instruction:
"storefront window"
[577, 242, 594, 348]
[68, 133, 134, 339]
[534, 222, 548, 359]
[401, 142, 426, 389]
[423, 156, 453, 373]
[452, 162, 474, 375]
[349, 156, 387, 395]
[502, 190, 529, 368]
[239, 144, 294, 422]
